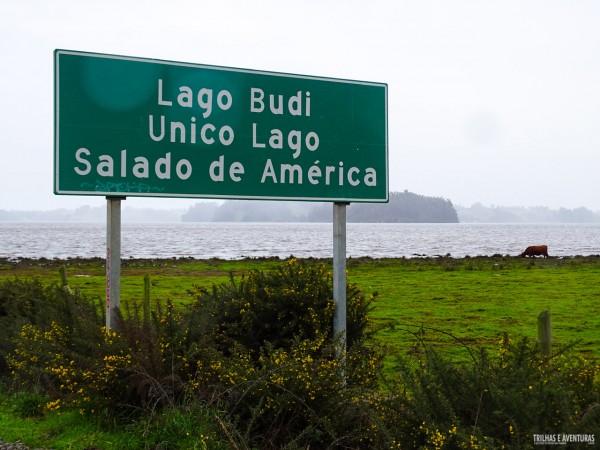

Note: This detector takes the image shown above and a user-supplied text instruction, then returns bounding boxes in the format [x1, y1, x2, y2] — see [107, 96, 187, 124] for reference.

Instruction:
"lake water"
[2, 222, 600, 260]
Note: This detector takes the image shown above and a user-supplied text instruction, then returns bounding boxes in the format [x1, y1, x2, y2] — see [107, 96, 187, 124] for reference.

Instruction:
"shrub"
[371, 333, 600, 449]
[186, 258, 383, 448]
[8, 319, 134, 417]
[9, 391, 47, 418]
[189, 258, 377, 357]
[0, 277, 100, 374]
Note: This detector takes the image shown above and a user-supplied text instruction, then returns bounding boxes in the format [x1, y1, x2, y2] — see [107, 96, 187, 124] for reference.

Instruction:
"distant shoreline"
[4, 254, 600, 267]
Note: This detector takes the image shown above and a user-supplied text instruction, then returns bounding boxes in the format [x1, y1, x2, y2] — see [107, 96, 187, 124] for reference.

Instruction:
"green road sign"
[54, 50, 388, 202]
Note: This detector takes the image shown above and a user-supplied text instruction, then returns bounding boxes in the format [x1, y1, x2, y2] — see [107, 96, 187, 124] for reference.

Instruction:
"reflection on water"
[1, 222, 600, 259]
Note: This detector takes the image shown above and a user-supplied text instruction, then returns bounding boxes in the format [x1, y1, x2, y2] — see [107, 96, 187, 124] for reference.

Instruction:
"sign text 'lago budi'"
[54, 50, 388, 202]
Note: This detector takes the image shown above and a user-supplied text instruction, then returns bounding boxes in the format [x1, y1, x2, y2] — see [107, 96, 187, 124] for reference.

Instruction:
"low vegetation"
[0, 256, 599, 448]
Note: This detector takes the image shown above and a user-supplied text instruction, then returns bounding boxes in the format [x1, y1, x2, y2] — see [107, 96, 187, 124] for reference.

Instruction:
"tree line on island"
[455, 203, 600, 223]
[182, 190, 459, 223]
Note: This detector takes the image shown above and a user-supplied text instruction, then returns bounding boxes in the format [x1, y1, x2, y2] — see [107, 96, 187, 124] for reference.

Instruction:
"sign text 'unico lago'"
[54, 50, 388, 202]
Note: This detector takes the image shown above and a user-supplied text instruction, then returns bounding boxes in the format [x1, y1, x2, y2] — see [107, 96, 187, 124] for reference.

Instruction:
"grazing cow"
[520, 245, 549, 258]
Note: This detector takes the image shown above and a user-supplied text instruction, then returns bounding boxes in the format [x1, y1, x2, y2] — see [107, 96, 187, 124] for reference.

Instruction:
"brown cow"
[520, 245, 549, 258]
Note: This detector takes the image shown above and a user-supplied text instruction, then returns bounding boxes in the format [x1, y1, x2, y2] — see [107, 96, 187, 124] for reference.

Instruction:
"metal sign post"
[106, 196, 123, 330]
[333, 202, 348, 357]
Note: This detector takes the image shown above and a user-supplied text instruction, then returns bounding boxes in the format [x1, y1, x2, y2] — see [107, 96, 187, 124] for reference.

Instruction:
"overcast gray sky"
[1, 0, 599, 211]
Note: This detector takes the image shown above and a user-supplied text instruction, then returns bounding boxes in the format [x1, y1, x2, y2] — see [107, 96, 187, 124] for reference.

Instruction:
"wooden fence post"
[143, 274, 151, 327]
[59, 265, 72, 294]
[537, 310, 551, 356]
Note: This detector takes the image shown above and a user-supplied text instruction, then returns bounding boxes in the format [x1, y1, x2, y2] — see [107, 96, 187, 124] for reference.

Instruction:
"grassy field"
[2, 255, 599, 360]
[1, 255, 600, 448]
[349, 256, 600, 360]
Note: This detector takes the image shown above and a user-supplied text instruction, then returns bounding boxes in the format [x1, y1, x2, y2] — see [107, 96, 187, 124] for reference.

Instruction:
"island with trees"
[182, 190, 459, 223]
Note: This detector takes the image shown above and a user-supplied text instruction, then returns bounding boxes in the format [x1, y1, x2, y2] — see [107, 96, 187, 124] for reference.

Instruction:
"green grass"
[0, 390, 232, 449]
[0, 257, 281, 307]
[2, 255, 600, 359]
[348, 256, 600, 359]
[0, 395, 134, 449]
